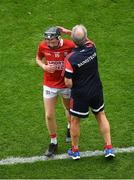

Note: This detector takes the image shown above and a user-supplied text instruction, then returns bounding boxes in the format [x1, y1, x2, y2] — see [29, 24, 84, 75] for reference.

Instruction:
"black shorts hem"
[70, 111, 89, 118]
[92, 107, 104, 114]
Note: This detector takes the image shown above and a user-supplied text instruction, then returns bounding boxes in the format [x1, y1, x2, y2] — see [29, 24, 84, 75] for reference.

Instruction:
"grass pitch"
[0, 0, 134, 178]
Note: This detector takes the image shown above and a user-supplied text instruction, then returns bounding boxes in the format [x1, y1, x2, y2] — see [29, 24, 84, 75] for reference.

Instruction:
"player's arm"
[36, 43, 56, 73]
[36, 55, 45, 70]
[36, 43, 46, 70]
[36, 56, 56, 73]
[57, 26, 72, 35]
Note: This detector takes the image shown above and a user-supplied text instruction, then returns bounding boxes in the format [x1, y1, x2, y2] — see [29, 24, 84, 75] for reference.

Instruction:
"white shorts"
[43, 85, 71, 99]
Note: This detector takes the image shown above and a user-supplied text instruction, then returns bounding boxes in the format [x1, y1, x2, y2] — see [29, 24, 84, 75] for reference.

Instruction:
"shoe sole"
[45, 153, 54, 157]
[72, 156, 80, 160]
[68, 154, 80, 160]
[105, 153, 115, 158]
[45, 147, 58, 157]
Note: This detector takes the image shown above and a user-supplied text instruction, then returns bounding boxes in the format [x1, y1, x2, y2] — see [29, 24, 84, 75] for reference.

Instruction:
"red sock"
[72, 145, 79, 152]
[104, 144, 112, 149]
[50, 133, 57, 144]
[50, 133, 56, 138]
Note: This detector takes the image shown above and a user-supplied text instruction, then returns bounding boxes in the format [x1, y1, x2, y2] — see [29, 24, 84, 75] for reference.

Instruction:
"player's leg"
[61, 97, 71, 142]
[43, 86, 58, 157]
[60, 88, 71, 142]
[44, 96, 57, 136]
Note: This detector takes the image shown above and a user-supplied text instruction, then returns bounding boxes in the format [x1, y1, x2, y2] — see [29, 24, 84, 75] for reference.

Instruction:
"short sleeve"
[64, 57, 73, 79]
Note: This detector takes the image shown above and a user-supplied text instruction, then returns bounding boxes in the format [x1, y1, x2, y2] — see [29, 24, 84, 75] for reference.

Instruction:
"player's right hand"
[43, 64, 56, 73]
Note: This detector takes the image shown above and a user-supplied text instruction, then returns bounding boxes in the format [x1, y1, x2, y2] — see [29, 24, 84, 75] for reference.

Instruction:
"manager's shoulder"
[65, 49, 76, 61]
[87, 39, 96, 48]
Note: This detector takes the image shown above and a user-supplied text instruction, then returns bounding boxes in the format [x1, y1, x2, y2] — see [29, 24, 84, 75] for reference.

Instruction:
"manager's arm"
[57, 26, 72, 35]
[64, 77, 73, 88]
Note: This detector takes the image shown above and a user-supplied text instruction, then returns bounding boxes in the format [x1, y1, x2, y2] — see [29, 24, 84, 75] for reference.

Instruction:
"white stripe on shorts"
[70, 109, 89, 116]
[92, 104, 104, 112]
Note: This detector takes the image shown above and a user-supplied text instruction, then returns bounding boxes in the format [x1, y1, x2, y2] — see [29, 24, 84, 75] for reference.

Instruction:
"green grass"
[0, 0, 134, 178]
[0, 153, 134, 179]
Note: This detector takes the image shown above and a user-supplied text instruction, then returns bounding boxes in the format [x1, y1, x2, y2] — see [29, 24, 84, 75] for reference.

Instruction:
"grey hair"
[71, 25, 87, 45]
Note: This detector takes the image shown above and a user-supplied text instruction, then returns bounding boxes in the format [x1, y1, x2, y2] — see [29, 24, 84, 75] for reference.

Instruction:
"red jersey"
[37, 39, 75, 88]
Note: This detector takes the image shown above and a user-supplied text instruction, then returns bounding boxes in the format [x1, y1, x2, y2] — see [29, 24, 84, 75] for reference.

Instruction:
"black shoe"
[45, 143, 58, 157]
[66, 128, 71, 143]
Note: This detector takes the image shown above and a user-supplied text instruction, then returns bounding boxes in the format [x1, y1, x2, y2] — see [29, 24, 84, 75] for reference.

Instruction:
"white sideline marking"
[0, 147, 134, 165]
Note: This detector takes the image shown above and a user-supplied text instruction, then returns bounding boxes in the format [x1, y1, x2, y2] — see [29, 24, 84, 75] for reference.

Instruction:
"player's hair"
[71, 25, 87, 46]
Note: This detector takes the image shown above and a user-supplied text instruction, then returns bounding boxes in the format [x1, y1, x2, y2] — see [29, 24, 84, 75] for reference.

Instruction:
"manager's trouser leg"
[95, 111, 112, 146]
[70, 116, 80, 149]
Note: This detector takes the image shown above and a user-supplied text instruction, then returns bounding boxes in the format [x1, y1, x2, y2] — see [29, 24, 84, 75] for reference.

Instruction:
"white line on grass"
[0, 146, 134, 165]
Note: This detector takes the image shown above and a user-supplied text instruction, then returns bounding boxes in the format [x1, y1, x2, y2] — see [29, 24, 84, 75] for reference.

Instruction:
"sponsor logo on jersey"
[48, 61, 64, 70]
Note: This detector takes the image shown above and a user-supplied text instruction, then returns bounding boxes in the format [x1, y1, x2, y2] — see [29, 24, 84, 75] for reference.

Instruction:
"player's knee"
[63, 102, 70, 111]
[46, 113, 54, 121]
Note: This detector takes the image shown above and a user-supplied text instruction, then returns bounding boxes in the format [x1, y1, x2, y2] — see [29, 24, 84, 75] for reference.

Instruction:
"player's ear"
[58, 36, 61, 40]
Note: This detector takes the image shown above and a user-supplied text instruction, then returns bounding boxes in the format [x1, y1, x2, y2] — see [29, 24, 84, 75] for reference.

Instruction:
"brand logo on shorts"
[45, 90, 51, 95]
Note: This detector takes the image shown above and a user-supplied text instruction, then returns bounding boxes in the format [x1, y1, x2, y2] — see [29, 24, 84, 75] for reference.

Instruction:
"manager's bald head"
[71, 25, 87, 46]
